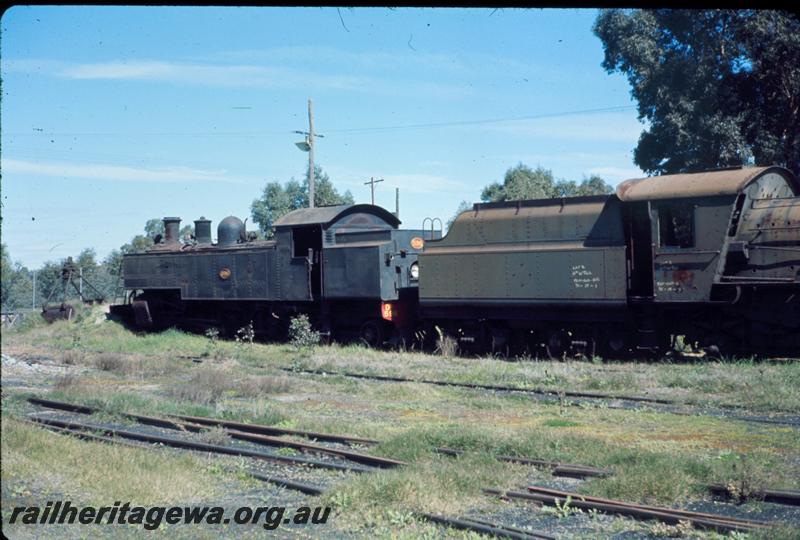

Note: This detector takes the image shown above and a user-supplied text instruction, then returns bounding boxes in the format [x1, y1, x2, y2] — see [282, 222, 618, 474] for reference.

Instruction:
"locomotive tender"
[420, 165, 800, 357]
[114, 166, 800, 357]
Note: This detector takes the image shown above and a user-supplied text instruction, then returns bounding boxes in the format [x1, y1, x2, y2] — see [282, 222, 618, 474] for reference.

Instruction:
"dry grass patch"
[167, 366, 292, 405]
[1, 417, 224, 505]
[93, 352, 128, 372]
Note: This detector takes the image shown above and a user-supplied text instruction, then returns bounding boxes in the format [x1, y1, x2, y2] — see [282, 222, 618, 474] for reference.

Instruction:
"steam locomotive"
[112, 166, 800, 357]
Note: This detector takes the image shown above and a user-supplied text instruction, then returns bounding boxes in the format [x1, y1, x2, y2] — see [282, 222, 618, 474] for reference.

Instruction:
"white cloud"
[2, 158, 246, 184]
[203, 46, 531, 76]
[6, 57, 470, 98]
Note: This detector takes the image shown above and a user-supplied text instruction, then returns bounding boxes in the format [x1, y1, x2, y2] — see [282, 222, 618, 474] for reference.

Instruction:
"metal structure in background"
[40, 257, 105, 322]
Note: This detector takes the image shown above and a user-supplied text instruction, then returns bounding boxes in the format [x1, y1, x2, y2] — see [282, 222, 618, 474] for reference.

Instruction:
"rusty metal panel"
[721, 194, 800, 284]
[616, 166, 798, 202]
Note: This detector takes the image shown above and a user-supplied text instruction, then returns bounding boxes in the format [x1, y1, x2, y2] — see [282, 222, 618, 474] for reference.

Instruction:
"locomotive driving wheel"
[359, 319, 384, 348]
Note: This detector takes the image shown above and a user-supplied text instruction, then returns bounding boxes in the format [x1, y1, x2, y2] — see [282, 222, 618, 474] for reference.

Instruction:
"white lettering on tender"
[571, 264, 601, 289]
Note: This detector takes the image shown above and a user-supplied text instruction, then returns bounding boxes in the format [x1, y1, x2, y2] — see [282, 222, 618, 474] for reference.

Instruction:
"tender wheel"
[359, 319, 384, 348]
[545, 330, 568, 360]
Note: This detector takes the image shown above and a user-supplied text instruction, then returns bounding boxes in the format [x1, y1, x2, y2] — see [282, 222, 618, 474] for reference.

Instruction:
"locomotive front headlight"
[410, 262, 419, 280]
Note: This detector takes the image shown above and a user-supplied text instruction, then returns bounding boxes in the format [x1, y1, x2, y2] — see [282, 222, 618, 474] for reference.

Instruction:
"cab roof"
[616, 166, 798, 201]
[274, 204, 401, 229]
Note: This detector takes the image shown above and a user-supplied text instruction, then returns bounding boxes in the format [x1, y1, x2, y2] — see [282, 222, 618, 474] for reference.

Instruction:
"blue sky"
[1, 6, 645, 268]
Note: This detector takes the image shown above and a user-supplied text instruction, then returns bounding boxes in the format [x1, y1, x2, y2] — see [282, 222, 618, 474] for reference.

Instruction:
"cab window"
[659, 201, 694, 248]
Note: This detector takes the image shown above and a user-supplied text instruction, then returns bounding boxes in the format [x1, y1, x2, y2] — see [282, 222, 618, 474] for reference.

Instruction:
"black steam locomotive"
[112, 166, 800, 357]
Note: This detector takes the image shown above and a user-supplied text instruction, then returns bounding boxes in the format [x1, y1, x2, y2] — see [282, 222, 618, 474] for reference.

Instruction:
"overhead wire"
[4, 104, 637, 138]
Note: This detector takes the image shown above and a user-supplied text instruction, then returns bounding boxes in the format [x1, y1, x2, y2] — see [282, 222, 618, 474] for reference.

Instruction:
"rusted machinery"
[40, 258, 106, 322]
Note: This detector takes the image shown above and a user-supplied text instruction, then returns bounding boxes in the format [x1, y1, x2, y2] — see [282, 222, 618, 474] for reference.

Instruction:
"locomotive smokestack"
[194, 217, 212, 245]
[163, 217, 181, 245]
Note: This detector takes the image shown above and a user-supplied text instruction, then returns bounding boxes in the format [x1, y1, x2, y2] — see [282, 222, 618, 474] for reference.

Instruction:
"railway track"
[281, 367, 800, 428]
[27, 396, 609, 479]
[25, 417, 555, 539]
[485, 486, 772, 534]
[22, 403, 794, 537]
[27, 396, 800, 509]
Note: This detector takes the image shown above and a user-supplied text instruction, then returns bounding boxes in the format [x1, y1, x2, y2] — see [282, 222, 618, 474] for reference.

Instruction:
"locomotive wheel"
[359, 319, 384, 348]
[702, 334, 735, 360]
[603, 333, 629, 359]
[545, 330, 568, 361]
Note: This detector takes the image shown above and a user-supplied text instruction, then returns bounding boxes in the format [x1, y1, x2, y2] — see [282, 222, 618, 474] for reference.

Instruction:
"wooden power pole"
[364, 177, 384, 205]
[308, 99, 315, 208]
[294, 99, 324, 208]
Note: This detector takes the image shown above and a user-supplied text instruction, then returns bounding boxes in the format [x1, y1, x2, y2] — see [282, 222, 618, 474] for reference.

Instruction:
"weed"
[434, 326, 458, 357]
[93, 352, 127, 372]
[540, 496, 582, 518]
[289, 314, 320, 350]
[722, 454, 771, 503]
[193, 427, 232, 446]
[53, 374, 81, 391]
[235, 322, 255, 345]
[61, 349, 83, 365]
[649, 519, 694, 537]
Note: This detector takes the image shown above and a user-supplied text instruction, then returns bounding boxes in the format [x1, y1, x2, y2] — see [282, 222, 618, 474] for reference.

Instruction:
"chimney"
[163, 217, 181, 245]
[194, 217, 212, 244]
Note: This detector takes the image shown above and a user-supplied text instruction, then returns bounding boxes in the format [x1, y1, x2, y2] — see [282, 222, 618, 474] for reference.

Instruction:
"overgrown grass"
[1, 416, 228, 505]
[166, 365, 292, 405]
[326, 453, 513, 528]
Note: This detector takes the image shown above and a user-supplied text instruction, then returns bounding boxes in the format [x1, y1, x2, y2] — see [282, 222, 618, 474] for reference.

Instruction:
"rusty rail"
[484, 486, 772, 534]
[280, 367, 677, 404]
[27, 416, 371, 473]
[28, 396, 608, 478]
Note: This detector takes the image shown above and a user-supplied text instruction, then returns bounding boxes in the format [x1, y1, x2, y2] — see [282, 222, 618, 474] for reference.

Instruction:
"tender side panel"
[420, 197, 627, 306]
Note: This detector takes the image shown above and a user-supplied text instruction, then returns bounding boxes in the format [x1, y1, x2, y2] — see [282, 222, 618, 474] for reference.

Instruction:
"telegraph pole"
[308, 99, 315, 208]
[364, 177, 384, 205]
[294, 99, 324, 209]
[32, 270, 36, 309]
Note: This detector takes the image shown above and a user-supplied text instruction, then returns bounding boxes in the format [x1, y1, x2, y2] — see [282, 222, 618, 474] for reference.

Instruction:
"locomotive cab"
[617, 166, 800, 355]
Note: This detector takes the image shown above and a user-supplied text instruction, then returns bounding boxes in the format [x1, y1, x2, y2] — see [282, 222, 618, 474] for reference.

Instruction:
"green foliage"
[594, 9, 800, 175]
[1, 244, 34, 311]
[251, 165, 354, 237]
[288, 314, 321, 350]
[481, 163, 613, 202]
